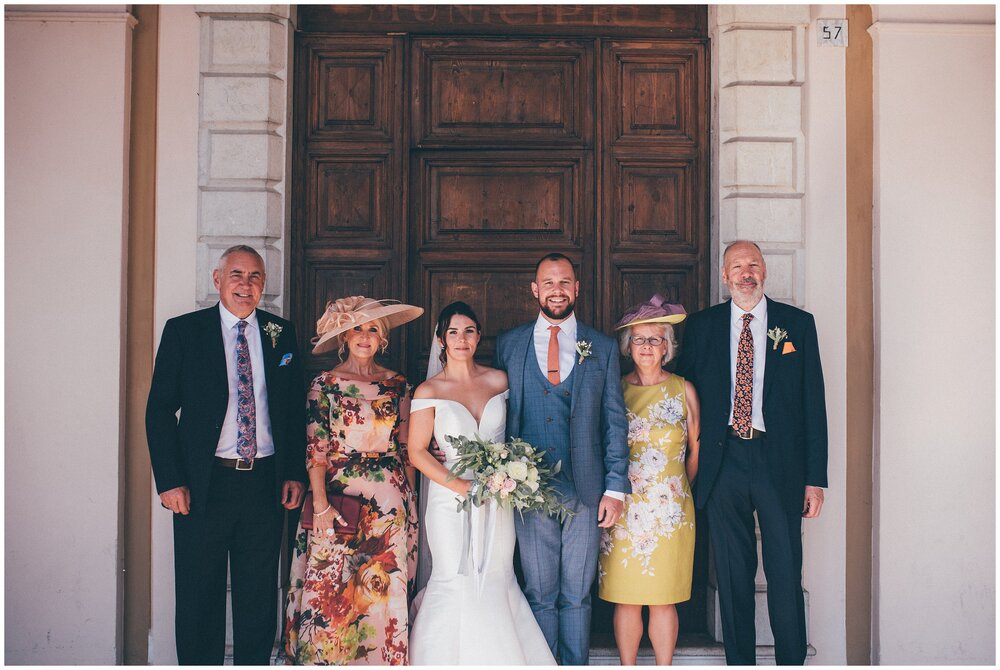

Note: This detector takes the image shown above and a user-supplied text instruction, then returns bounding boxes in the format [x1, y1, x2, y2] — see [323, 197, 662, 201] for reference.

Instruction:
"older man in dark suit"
[146, 245, 306, 665]
[676, 240, 828, 665]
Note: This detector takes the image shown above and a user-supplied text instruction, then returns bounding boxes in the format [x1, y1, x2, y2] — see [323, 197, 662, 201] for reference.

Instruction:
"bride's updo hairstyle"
[435, 301, 482, 366]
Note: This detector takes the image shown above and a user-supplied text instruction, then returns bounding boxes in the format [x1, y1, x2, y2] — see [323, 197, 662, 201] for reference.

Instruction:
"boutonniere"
[767, 327, 788, 351]
[263, 322, 283, 348]
[575, 340, 593, 364]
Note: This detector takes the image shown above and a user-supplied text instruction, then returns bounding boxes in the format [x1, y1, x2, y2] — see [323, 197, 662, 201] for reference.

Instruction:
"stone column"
[708, 4, 812, 655]
[195, 4, 294, 314]
[714, 5, 810, 305]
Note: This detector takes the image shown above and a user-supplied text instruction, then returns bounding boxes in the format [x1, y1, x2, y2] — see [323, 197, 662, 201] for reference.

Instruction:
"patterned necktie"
[732, 313, 754, 434]
[235, 320, 257, 462]
[546, 325, 561, 385]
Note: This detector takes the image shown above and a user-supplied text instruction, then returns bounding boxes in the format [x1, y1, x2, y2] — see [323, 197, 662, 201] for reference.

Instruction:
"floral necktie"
[236, 320, 257, 462]
[732, 313, 754, 434]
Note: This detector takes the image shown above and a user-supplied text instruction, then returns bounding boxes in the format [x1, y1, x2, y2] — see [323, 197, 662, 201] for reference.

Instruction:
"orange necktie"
[547, 325, 561, 385]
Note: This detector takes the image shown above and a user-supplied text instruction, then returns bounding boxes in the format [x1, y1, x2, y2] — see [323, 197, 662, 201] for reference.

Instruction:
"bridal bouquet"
[445, 435, 573, 522]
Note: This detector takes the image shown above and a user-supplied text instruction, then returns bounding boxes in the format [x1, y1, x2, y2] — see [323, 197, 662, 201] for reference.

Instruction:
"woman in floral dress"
[284, 296, 422, 665]
[599, 296, 701, 665]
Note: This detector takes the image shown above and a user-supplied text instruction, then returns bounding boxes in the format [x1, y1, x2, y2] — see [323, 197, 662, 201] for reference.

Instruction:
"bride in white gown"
[407, 301, 555, 666]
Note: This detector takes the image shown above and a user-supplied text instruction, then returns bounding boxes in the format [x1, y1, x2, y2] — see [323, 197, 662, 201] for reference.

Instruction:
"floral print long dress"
[598, 374, 696, 605]
[284, 373, 418, 665]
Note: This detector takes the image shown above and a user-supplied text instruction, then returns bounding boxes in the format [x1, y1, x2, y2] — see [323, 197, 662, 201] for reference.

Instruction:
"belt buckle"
[235, 458, 254, 471]
[361, 452, 380, 460]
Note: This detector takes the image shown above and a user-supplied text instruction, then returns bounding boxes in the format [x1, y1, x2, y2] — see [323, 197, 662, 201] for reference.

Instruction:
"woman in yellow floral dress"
[599, 296, 700, 665]
[284, 297, 422, 665]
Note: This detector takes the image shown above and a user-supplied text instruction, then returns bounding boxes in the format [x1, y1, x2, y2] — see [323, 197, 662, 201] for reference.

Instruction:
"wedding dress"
[408, 390, 556, 665]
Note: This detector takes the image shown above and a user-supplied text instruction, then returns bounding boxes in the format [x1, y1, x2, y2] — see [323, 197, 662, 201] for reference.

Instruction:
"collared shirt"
[217, 304, 274, 458]
[728, 298, 767, 432]
[531, 311, 624, 501]
[532, 311, 578, 383]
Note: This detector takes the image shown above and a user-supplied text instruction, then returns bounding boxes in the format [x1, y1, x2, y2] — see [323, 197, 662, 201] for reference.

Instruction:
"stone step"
[225, 638, 814, 665]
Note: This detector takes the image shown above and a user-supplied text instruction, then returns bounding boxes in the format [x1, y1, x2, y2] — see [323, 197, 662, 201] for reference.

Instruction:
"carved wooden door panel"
[291, 34, 407, 379]
[408, 37, 596, 373]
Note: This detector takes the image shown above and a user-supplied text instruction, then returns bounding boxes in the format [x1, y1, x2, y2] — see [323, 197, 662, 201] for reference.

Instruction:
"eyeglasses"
[630, 336, 665, 346]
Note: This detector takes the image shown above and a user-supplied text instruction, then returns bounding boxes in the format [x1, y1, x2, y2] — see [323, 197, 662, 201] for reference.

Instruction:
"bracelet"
[467, 481, 479, 498]
[313, 503, 333, 517]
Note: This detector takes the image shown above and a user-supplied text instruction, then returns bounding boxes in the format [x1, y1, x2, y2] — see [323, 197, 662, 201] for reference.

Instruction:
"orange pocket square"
[782, 341, 796, 354]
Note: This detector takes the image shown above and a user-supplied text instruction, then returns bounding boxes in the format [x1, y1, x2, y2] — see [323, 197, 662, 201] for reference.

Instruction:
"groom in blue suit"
[495, 253, 630, 665]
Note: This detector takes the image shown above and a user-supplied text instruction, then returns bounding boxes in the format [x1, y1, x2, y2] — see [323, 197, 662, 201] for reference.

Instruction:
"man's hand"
[597, 495, 624, 528]
[281, 480, 306, 510]
[160, 486, 191, 515]
[802, 485, 825, 518]
[428, 438, 447, 464]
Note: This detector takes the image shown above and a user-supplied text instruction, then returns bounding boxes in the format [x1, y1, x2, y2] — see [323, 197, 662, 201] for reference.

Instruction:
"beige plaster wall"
[148, 4, 201, 665]
[4, 7, 134, 663]
[801, 5, 848, 664]
[871, 5, 995, 664]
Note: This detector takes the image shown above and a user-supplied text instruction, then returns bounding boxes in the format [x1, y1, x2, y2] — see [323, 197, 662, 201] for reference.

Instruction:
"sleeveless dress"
[407, 391, 556, 665]
[598, 375, 696, 605]
[283, 373, 418, 665]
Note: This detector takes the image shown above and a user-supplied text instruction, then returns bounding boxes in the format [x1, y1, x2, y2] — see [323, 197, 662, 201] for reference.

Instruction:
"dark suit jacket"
[676, 297, 828, 512]
[145, 305, 307, 513]
[495, 321, 631, 507]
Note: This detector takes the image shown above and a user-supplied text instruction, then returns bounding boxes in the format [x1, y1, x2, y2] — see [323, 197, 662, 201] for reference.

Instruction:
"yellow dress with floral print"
[598, 375, 695, 605]
[283, 373, 418, 665]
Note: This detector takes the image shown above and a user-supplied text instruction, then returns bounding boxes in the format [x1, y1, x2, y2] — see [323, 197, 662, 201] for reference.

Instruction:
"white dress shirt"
[728, 298, 767, 432]
[532, 311, 624, 500]
[533, 312, 578, 382]
[217, 304, 275, 458]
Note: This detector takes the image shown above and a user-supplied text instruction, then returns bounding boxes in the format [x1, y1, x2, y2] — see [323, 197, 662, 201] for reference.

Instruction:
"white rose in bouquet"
[507, 461, 529, 481]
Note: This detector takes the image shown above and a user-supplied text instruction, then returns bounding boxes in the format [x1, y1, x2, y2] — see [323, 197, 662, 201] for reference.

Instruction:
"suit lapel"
[713, 301, 732, 390]
[570, 323, 590, 415]
[510, 325, 531, 414]
[762, 297, 782, 403]
[204, 305, 229, 401]
[257, 311, 278, 402]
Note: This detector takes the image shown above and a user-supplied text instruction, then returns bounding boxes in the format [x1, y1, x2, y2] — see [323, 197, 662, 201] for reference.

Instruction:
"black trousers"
[172, 458, 282, 665]
[706, 437, 807, 665]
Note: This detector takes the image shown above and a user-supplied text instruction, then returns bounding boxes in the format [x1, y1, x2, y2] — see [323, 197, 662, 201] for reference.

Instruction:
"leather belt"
[214, 455, 272, 470]
[351, 451, 397, 460]
[728, 426, 766, 440]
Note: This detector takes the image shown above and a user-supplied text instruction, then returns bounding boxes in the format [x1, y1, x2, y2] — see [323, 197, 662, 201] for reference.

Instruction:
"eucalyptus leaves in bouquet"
[445, 434, 573, 522]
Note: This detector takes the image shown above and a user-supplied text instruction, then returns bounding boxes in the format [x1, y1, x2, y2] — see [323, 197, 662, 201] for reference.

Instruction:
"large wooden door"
[291, 5, 710, 640]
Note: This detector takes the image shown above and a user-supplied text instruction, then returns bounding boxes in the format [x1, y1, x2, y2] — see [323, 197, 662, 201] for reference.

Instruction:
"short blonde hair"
[618, 322, 678, 365]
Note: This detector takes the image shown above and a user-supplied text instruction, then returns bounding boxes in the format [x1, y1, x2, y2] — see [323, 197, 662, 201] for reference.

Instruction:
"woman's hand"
[312, 500, 346, 535]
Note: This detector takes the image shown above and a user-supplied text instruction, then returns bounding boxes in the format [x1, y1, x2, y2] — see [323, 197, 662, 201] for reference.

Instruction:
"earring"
[380, 338, 389, 355]
[337, 341, 347, 362]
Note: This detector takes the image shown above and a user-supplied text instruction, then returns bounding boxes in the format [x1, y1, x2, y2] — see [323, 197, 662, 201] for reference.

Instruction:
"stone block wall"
[195, 5, 293, 314]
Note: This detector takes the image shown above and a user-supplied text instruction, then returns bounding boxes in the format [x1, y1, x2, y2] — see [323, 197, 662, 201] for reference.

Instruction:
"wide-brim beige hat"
[312, 296, 424, 355]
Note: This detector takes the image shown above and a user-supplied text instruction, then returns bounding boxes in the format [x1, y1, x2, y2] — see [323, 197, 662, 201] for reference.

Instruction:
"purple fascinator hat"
[614, 293, 687, 330]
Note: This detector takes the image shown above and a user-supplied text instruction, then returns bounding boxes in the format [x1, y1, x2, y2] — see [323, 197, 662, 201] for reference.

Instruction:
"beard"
[539, 295, 575, 321]
[730, 280, 764, 307]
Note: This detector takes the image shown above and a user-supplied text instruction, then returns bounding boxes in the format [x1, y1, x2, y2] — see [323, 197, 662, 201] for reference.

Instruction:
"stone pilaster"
[708, 6, 814, 654]
[195, 5, 293, 314]
[713, 5, 810, 305]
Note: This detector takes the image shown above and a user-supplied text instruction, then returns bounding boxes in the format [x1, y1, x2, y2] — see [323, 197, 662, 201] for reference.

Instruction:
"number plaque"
[817, 19, 848, 47]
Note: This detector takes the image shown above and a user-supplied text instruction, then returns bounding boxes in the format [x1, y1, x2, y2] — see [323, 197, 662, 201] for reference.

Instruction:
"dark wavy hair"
[435, 301, 482, 366]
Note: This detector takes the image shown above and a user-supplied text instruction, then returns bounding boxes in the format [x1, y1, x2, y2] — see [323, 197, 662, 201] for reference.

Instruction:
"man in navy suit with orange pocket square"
[676, 240, 828, 665]
[146, 245, 306, 664]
